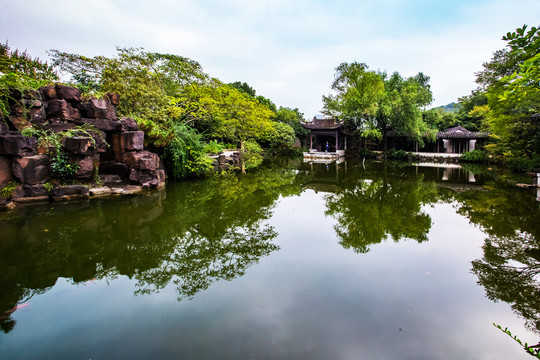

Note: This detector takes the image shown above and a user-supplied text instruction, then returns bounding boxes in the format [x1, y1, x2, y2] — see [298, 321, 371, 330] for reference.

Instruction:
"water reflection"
[453, 180, 540, 335]
[0, 165, 307, 333]
[301, 160, 540, 340]
[1, 158, 539, 355]
[300, 161, 447, 253]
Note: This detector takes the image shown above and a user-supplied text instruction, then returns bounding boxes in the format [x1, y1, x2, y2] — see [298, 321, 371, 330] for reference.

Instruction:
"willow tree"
[323, 62, 433, 155]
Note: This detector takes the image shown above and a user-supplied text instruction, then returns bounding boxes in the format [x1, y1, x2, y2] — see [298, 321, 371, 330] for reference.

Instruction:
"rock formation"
[0, 84, 166, 210]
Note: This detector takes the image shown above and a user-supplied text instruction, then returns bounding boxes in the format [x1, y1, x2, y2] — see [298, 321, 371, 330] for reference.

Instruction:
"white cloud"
[1, 0, 539, 116]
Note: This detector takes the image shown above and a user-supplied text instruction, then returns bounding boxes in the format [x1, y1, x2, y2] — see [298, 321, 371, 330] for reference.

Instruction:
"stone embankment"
[209, 150, 242, 171]
[0, 84, 166, 211]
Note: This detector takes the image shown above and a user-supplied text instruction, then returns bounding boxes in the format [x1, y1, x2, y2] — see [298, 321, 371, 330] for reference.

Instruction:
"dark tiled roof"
[437, 126, 489, 139]
[301, 119, 344, 130]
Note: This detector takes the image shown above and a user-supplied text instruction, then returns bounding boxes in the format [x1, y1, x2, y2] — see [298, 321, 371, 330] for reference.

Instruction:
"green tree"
[50, 48, 293, 176]
[479, 24, 540, 170]
[455, 90, 489, 131]
[322, 62, 384, 127]
[423, 107, 457, 131]
[0, 42, 58, 117]
[275, 106, 309, 142]
[323, 62, 433, 155]
[1, 42, 57, 82]
[373, 72, 434, 154]
[228, 81, 256, 97]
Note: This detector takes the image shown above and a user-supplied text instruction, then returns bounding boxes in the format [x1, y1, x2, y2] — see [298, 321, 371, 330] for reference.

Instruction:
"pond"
[0, 158, 539, 360]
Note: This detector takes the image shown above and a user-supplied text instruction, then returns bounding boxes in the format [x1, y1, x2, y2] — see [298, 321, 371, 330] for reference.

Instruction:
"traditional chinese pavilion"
[435, 126, 489, 153]
[301, 117, 347, 160]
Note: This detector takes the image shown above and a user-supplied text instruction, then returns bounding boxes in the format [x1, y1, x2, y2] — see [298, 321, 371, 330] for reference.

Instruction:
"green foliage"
[275, 106, 309, 140]
[455, 90, 489, 132]
[243, 141, 264, 169]
[478, 24, 540, 170]
[360, 128, 382, 142]
[20, 124, 103, 180]
[1, 42, 57, 82]
[324, 62, 433, 154]
[43, 182, 53, 192]
[460, 150, 488, 162]
[0, 181, 18, 198]
[203, 139, 224, 154]
[493, 324, 540, 357]
[228, 81, 256, 97]
[50, 150, 79, 179]
[423, 108, 457, 131]
[163, 124, 212, 180]
[323, 62, 384, 125]
[376, 71, 433, 147]
[386, 149, 410, 161]
[261, 121, 295, 149]
[0, 42, 57, 118]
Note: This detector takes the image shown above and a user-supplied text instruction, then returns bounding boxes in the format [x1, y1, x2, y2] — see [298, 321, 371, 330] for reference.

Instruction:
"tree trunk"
[240, 140, 246, 174]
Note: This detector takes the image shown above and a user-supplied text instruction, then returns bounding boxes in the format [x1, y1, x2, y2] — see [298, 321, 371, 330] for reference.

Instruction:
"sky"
[1, 0, 539, 118]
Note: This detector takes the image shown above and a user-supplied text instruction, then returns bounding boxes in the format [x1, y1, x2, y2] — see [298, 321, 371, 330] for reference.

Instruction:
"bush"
[243, 141, 263, 169]
[163, 124, 212, 179]
[387, 149, 409, 160]
[204, 139, 224, 154]
[359, 148, 376, 158]
[50, 150, 80, 179]
[0, 181, 18, 198]
[460, 150, 488, 162]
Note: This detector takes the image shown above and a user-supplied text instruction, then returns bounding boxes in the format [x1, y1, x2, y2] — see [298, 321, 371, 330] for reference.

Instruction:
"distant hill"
[432, 102, 460, 113]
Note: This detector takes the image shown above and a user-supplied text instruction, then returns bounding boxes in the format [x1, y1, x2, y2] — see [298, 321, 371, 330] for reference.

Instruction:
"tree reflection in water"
[0, 165, 303, 332]
[455, 182, 540, 335]
[303, 160, 540, 341]
[1, 158, 539, 343]
[304, 161, 439, 253]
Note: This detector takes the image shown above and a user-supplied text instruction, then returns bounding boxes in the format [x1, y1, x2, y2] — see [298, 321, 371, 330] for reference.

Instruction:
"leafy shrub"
[0, 181, 18, 198]
[260, 122, 295, 149]
[204, 139, 224, 154]
[359, 148, 376, 158]
[163, 124, 212, 179]
[460, 150, 488, 162]
[387, 149, 409, 160]
[243, 141, 264, 169]
[50, 150, 80, 179]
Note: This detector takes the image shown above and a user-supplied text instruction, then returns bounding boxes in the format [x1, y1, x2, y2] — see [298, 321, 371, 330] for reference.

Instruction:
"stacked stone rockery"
[0, 84, 166, 208]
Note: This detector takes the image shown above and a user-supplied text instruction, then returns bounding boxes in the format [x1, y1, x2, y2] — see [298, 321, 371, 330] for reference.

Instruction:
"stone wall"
[0, 84, 166, 209]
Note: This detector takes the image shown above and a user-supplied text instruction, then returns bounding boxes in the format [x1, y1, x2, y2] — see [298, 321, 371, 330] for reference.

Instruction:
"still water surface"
[0, 159, 539, 359]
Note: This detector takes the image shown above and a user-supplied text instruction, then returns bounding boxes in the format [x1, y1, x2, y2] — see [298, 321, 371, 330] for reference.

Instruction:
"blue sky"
[1, 0, 539, 117]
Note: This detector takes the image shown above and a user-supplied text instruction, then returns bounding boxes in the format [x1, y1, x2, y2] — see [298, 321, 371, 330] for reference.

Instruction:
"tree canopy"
[323, 62, 433, 154]
[48, 47, 297, 178]
[478, 24, 540, 170]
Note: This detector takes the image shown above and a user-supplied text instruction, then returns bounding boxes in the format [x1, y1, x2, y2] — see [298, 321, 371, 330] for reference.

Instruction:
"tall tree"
[478, 24, 540, 170]
[322, 62, 384, 127]
[374, 71, 433, 154]
[323, 62, 433, 155]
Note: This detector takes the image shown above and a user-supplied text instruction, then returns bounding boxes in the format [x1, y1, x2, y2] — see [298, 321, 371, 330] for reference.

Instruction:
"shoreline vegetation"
[0, 23, 539, 204]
